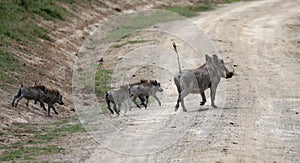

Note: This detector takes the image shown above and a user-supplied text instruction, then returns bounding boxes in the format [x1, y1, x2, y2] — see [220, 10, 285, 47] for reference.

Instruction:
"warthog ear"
[205, 54, 212, 64]
[42, 86, 46, 92]
[212, 55, 218, 62]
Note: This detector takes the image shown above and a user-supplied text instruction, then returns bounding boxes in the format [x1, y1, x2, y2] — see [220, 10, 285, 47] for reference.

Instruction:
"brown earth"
[1, 0, 299, 162]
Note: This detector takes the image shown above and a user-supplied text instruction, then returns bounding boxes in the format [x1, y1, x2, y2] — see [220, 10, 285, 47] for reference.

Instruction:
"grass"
[0, 49, 21, 84]
[167, 4, 215, 17]
[0, 0, 68, 86]
[111, 39, 154, 48]
[0, 146, 64, 161]
[0, 1, 54, 45]
[0, 117, 85, 161]
[167, 0, 246, 17]
[225, 0, 244, 3]
[95, 67, 112, 96]
[34, 124, 85, 142]
[99, 10, 183, 43]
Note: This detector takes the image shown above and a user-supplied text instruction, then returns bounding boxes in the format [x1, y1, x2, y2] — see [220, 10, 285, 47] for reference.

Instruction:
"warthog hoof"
[175, 105, 179, 112]
[211, 104, 218, 108]
[200, 101, 206, 106]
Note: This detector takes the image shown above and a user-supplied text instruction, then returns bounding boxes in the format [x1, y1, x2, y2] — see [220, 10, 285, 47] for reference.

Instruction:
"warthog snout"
[225, 65, 235, 79]
[57, 95, 64, 105]
[226, 72, 234, 79]
[58, 99, 64, 105]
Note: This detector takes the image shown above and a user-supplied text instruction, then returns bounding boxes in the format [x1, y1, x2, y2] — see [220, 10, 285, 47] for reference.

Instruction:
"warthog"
[12, 83, 46, 110]
[42, 88, 64, 116]
[174, 54, 234, 111]
[105, 85, 131, 115]
[129, 79, 148, 108]
[13, 83, 64, 116]
[130, 80, 163, 109]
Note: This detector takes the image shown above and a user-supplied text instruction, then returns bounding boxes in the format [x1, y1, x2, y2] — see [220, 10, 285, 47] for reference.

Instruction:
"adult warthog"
[12, 84, 47, 109]
[174, 54, 234, 111]
[130, 80, 163, 109]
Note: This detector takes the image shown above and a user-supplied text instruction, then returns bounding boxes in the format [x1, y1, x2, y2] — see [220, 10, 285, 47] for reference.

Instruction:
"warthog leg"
[200, 92, 206, 106]
[50, 104, 59, 115]
[175, 85, 181, 111]
[152, 94, 161, 107]
[47, 99, 58, 116]
[26, 100, 29, 107]
[115, 103, 120, 115]
[210, 86, 218, 108]
[106, 101, 115, 114]
[138, 96, 147, 108]
[176, 90, 189, 112]
[131, 96, 142, 108]
[14, 95, 25, 107]
[12, 95, 19, 107]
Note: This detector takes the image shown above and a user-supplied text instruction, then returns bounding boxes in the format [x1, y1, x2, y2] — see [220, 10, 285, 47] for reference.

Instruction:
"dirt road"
[78, 0, 300, 162]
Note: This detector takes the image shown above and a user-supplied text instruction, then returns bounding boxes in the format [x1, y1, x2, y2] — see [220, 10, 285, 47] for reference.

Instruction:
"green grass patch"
[0, 117, 85, 161]
[100, 11, 183, 43]
[0, 49, 21, 84]
[0, 145, 63, 161]
[0, 1, 54, 45]
[19, 0, 66, 21]
[34, 123, 85, 142]
[167, 4, 215, 17]
[95, 68, 112, 96]
[225, 0, 243, 3]
[111, 40, 153, 48]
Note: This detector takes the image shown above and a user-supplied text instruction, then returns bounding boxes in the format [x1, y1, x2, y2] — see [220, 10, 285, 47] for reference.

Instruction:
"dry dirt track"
[82, 0, 300, 162]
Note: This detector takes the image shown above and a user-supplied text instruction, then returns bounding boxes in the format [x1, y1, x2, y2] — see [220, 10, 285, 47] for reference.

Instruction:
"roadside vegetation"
[111, 40, 154, 49]
[0, 117, 85, 161]
[166, 0, 247, 17]
[0, 0, 107, 87]
[167, 4, 215, 17]
[95, 66, 112, 96]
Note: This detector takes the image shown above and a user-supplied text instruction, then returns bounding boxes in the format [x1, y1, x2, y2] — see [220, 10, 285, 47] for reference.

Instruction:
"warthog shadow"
[187, 106, 241, 112]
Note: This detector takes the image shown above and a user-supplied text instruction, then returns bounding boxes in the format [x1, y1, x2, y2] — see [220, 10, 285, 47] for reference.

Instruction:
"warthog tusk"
[232, 64, 237, 74]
